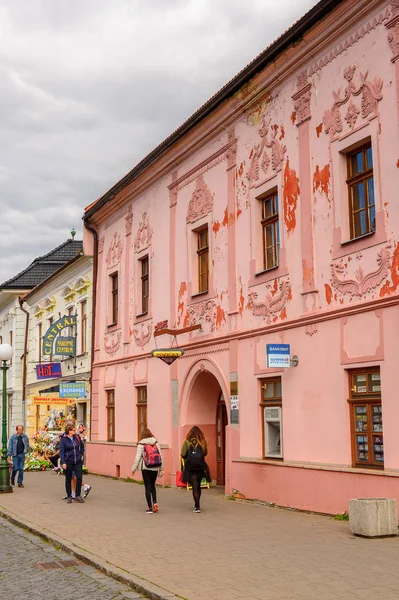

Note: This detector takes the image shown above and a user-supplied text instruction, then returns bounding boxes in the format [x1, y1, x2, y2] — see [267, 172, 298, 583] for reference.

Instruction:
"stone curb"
[0, 508, 183, 600]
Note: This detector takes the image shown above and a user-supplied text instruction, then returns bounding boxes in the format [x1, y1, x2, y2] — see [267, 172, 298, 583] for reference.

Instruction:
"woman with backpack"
[132, 428, 163, 513]
[181, 426, 208, 513]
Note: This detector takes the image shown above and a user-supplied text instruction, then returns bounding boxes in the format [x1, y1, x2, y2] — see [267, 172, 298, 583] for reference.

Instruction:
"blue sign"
[36, 362, 62, 380]
[59, 382, 86, 398]
[266, 344, 290, 368]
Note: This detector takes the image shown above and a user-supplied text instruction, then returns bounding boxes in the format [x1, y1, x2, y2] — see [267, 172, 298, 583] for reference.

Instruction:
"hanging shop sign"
[54, 336, 76, 356]
[42, 315, 76, 356]
[151, 348, 184, 365]
[33, 396, 74, 405]
[266, 344, 291, 368]
[36, 362, 62, 380]
[59, 382, 86, 398]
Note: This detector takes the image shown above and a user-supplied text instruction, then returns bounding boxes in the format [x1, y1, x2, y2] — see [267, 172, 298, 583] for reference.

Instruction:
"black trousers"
[49, 455, 59, 468]
[142, 469, 157, 509]
[190, 471, 204, 510]
[65, 463, 82, 498]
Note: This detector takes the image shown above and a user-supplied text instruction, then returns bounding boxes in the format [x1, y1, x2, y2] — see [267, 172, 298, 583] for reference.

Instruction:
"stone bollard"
[348, 498, 398, 537]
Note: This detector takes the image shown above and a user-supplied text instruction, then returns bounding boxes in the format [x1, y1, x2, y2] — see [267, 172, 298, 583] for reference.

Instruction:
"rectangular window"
[197, 227, 209, 293]
[67, 306, 74, 337]
[106, 390, 115, 442]
[261, 192, 280, 270]
[137, 386, 147, 440]
[110, 273, 118, 325]
[140, 256, 149, 314]
[349, 368, 383, 468]
[37, 322, 42, 363]
[347, 143, 375, 240]
[260, 378, 283, 458]
[80, 300, 87, 354]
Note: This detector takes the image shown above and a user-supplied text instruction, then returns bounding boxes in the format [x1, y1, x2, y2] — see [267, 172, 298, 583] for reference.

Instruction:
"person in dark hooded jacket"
[132, 428, 163, 513]
[60, 423, 85, 503]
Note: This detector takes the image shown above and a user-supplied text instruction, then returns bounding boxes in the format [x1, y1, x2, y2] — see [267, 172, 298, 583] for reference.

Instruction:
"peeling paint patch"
[302, 260, 313, 286]
[291, 111, 296, 124]
[313, 164, 330, 197]
[216, 305, 226, 328]
[316, 123, 323, 138]
[213, 220, 220, 233]
[183, 310, 190, 328]
[283, 159, 300, 233]
[279, 126, 285, 140]
[179, 281, 187, 299]
[380, 243, 399, 296]
[222, 207, 229, 227]
[325, 283, 332, 305]
[239, 279, 245, 317]
[237, 208, 242, 218]
[280, 306, 287, 320]
[397, 159, 399, 168]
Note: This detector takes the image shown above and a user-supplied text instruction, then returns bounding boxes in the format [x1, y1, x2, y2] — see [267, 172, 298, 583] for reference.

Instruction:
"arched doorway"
[181, 361, 229, 488]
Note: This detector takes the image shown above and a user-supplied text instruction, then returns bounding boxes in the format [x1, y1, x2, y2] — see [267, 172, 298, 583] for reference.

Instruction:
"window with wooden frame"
[140, 256, 149, 314]
[37, 322, 42, 363]
[261, 192, 280, 270]
[67, 305, 74, 337]
[106, 389, 115, 442]
[136, 386, 147, 440]
[110, 273, 118, 325]
[47, 317, 53, 362]
[80, 300, 87, 354]
[348, 368, 383, 468]
[347, 143, 375, 240]
[260, 378, 283, 458]
[197, 227, 209, 293]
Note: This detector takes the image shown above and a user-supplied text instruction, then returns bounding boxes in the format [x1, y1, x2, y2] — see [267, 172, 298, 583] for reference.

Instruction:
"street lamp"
[0, 344, 13, 493]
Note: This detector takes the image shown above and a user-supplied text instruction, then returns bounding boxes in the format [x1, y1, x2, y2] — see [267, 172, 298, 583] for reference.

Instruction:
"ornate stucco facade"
[84, 0, 399, 514]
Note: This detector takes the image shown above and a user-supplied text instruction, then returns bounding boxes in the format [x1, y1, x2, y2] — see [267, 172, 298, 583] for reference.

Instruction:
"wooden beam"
[153, 324, 202, 337]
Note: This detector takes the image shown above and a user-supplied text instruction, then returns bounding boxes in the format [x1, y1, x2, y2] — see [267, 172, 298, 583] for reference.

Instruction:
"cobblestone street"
[0, 517, 145, 600]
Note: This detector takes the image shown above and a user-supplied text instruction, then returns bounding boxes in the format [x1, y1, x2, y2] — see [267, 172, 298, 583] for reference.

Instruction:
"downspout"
[83, 218, 98, 440]
[18, 297, 30, 428]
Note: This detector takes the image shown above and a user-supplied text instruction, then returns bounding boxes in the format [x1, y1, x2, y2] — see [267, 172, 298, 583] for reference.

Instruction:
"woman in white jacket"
[132, 428, 163, 513]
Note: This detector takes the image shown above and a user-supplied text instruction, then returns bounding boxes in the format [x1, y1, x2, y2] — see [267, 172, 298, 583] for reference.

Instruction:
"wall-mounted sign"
[59, 382, 86, 398]
[151, 348, 184, 365]
[266, 344, 290, 368]
[33, 396, 74, 405]
[42, 315, 76, 356]
[36, 363, 62, 380]
[54, 337, 76, 356]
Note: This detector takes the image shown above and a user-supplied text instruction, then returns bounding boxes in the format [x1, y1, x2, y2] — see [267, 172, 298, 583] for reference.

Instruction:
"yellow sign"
[151, 348, 184, 365]
[33, 396, 74, 405]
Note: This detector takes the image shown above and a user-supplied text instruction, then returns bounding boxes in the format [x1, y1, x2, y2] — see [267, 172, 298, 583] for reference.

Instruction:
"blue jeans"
[12, 453, 25, 484]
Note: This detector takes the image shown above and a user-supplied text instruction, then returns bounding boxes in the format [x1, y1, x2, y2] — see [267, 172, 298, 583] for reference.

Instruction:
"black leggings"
[142, 470, 157, 509]
[191, 472, 204, 510]
[65, 463, 82, 498]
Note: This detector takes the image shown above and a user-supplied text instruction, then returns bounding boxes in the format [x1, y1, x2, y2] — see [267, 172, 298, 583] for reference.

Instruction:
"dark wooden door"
[216, 395, 228, 485]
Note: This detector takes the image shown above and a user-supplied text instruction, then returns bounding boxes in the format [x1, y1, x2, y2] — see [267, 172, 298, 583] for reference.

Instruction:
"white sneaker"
[71, 492, 76, 498]
[83, 484, 91, 498]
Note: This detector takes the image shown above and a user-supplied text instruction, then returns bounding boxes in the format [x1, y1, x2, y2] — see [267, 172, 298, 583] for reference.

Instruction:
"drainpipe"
[18, 297, 30, 428]
[83, 218, 98, 440]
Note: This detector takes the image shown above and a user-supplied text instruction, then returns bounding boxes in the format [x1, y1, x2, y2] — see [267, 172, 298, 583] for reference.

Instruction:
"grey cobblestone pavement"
[0, 517, 145, 600]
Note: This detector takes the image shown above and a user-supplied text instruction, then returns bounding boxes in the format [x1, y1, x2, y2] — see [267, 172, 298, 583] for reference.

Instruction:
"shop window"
[137, 386, 147, 440]
[261, 192, 280, 270]
[197, 227, 209, 293]
[110, 273, 118, 325]
[347, 143, 375, 240]
[260, 378, 283, 458]
[80, 300, 87, 354]
[106, 390, 115, 442]
[140, 256, 149, 314]
[348, 368, 383, 468]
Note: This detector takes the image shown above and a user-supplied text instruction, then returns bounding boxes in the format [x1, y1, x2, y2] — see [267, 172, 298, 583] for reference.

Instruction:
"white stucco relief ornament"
[331, 246, 391, 297]
[104, 330, 122, 354]
[98, 236, 105, 254]
[132, 322, 153, 349]
[247, 279, 290, 324]
[323, 66, 383, 138]
[186, 175, 214, 224]
[186, 299, 217, 332]
[247, 120, 286, 186]
[106, 233, 123, 268]
[125, 205, 133, 236]
[134, 212, 153, 253]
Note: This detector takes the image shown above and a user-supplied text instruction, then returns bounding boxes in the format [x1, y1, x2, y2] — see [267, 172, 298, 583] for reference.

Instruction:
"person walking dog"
[60, 423, 85, 504]
[132, 428, 163, 513]
[181, 426, 208, 513]
[7, 425, 29, 487]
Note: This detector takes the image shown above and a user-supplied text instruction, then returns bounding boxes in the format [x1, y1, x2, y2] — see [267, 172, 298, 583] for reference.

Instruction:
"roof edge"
[84, 0, 343, 221]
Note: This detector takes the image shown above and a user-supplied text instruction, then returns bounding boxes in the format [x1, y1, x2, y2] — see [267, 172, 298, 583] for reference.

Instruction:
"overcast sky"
[0, 0, 317, 285]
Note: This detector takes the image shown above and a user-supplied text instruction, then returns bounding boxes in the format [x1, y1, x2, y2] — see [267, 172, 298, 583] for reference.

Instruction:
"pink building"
[84, 0, 399, 514]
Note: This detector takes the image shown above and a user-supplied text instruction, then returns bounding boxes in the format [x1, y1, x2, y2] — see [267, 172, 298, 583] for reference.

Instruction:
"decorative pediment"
[61, 285, 75, 302]
[34, 304, 44, 318]
[44, 297, 56, 312]
[331, 246, 391, 297]
[134, 212, 153, 253]
[104, 330, 121, 355]
[247, 122, 286, 186]
[106, 233, 124, 268]
[247, 279, 290, 324]
[186, 176, 214, 224]
[132, 322, 153, 350]
[75, 276, 90, 295]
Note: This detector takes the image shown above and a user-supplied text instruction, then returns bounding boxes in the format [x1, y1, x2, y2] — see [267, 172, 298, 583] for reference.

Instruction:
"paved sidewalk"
[0, 471, 398, 600]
